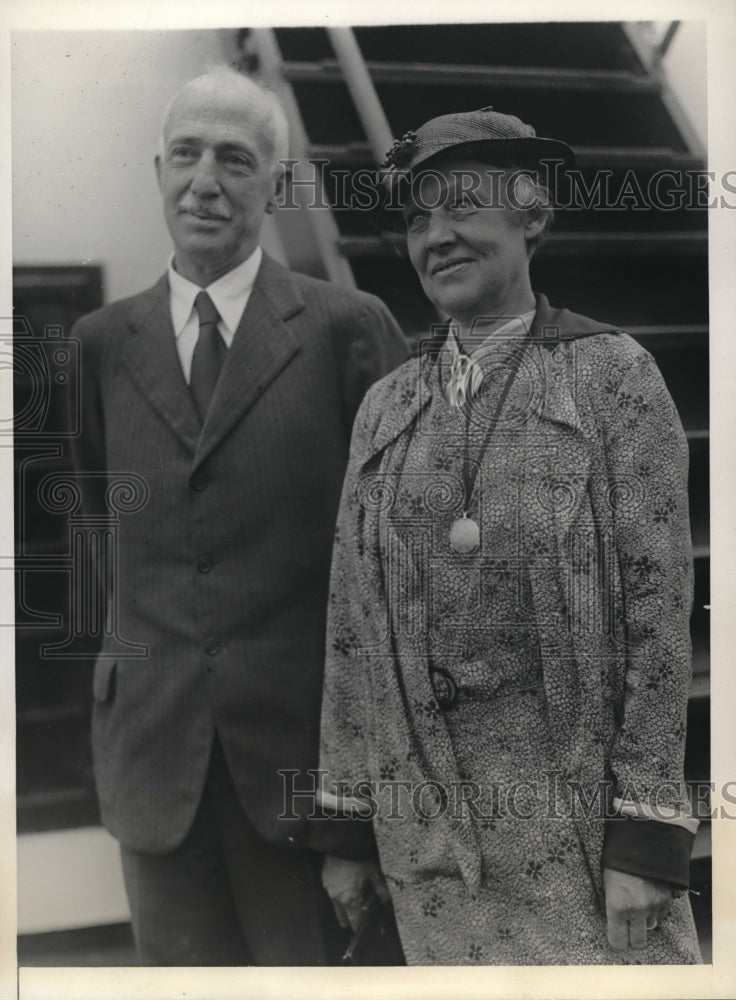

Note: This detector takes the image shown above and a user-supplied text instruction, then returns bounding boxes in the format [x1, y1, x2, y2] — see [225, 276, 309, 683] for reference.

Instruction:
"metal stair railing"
[622, 21, 706, 162]
[248, 27, 356, 288]
[326, 27, 394, 165]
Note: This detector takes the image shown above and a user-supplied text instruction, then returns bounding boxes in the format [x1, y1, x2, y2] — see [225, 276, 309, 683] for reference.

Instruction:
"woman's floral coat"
[320, 294, 700, 964]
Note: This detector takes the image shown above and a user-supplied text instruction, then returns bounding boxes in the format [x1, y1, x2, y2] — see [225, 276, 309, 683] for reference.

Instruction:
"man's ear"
[266, 163, 285, 215]
[154, 154, 163, 192]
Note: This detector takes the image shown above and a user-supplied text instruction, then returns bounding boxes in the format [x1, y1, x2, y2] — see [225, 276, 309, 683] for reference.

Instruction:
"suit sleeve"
[596, 348, 697, 887]
[67, 316, 108, 516]
[342, 296, 408, 427]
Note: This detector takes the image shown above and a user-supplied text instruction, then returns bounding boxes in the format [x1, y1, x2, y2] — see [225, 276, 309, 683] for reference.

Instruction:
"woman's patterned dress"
[321, 296, 702, 965]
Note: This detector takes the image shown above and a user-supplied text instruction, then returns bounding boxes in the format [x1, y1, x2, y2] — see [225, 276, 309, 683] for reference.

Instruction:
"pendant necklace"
[448, 338, 530, 554]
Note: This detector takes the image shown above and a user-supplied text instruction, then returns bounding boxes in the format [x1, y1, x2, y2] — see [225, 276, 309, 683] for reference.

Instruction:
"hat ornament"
[381, 131, 418, 170]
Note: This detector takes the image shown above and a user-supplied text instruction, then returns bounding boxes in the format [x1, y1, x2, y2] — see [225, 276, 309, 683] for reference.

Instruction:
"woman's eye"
[405, 211, 429, 232]
[449, 196, 475, 213]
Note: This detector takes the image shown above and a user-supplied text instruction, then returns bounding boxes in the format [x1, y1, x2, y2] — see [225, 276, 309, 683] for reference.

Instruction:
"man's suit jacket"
[70, 252, 407, 855]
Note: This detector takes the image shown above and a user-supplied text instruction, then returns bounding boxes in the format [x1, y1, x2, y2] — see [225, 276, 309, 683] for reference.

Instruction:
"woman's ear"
[523, 208, 548, 243]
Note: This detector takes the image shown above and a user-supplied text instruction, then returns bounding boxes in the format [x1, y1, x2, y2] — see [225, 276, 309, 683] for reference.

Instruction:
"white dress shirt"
[167, 246, 263, 384]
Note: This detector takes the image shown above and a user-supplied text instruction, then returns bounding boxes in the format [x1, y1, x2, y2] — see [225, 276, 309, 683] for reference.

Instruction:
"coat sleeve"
[319, 387, 386, 835]
[341, 295, 408, 427]
[595, 345, 698, 886]
[66, 315, 108, 515]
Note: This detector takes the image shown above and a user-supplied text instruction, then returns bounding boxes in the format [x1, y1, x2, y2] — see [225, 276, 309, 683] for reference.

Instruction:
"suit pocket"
[93, 658, 117, 702]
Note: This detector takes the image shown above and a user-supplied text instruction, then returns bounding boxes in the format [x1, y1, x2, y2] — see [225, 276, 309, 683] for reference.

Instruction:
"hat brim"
[410, 136, 575, 174]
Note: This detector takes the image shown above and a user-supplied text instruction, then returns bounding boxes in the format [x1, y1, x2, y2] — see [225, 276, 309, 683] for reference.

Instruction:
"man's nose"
[189, 150, 221, 197]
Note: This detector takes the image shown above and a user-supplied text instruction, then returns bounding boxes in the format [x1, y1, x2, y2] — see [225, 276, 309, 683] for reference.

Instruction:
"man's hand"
[321, 855, 391, 932]
[603, 867, 673, 950]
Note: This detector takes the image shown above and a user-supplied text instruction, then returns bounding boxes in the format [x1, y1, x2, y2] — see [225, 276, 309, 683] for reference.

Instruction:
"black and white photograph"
[5, 1, 736, 997]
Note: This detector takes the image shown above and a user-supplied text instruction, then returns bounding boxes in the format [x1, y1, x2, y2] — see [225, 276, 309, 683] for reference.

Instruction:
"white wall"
[12, 29, 284, 305]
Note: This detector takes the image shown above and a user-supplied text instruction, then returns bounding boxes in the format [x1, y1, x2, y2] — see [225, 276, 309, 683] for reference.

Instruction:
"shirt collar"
[442, 309, 536, 408]
[167, 246, 263, 339]
[444, 309, 536, 365]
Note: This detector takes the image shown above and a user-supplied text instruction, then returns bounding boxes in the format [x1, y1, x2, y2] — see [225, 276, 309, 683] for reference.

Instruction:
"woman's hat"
[382, 106, 575, 178]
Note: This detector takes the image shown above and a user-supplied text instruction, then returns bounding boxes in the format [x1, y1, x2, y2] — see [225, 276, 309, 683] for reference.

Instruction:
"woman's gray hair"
[505, 169, 555, 258]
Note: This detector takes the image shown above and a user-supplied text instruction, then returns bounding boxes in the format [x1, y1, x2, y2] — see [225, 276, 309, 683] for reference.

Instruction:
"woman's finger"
[370, 873, 392, 907]
[629, 914, 648, 949]
[332, 899, 349, 930]
[606, 912, 629, 951]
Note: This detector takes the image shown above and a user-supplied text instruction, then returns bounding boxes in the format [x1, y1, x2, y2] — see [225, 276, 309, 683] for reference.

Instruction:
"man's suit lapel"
[121, 276, 202, 452]
[193, 255, 304, 468]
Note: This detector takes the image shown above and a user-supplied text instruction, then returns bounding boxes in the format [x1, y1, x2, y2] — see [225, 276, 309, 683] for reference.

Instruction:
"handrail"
[247, 28, 356, 289]
[658, 21, 681, 59]
[622, 21, 705, 162]
[326, 27, 395, 165]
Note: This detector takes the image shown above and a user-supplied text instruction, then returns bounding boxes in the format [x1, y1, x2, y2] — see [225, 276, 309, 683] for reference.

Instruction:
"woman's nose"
[424, 210, 456, 251]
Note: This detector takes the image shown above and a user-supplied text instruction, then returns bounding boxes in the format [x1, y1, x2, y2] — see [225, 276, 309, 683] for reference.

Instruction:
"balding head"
[155, 67, 289, 285]
[161, 67, 289, 167]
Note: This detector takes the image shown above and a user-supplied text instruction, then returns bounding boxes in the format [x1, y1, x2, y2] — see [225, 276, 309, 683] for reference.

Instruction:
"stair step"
[349, 256, 707, 330]
[337, 231, 707, 258]
[352, 23, 644, 73]
[18, 704, 88, 725]
[291, 79, 687, 151]
[628, 324, 708, 344]
[309, 141, 703, 170]
[276, 24, 642, 73]
[283, 60, 657, 93]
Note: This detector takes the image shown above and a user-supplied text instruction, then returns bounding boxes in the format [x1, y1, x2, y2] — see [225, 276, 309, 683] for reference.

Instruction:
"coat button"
[196, 555, 213, 573]
[203, 635, 220, 656]
[191, 475, 208, 492]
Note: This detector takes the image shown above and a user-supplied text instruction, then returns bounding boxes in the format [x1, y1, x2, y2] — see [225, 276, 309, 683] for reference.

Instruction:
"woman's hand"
[603, 867, 673, 950]
[322, 855, 391, 931]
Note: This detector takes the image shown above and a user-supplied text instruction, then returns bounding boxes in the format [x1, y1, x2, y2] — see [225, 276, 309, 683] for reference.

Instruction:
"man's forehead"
[163, 86, 269, 142]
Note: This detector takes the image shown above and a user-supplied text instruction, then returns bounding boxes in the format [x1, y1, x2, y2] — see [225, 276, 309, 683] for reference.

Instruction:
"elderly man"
[69, 67, 406, 965]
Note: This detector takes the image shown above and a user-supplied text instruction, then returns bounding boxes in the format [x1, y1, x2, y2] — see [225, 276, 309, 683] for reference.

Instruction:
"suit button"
[191, 475, 208, 492]
[203, 635, 220, 656]
[196, 556, 213, 573]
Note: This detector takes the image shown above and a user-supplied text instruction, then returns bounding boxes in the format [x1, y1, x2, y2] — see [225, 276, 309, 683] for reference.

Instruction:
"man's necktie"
[190, 290, 226, 422]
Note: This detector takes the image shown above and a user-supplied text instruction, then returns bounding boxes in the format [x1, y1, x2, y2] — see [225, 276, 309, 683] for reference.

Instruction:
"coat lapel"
[193, 255, 303, 468]
[121, 276, 201, 453]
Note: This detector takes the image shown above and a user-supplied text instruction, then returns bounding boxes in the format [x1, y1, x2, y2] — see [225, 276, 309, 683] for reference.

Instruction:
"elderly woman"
[319, 108, 701, 965]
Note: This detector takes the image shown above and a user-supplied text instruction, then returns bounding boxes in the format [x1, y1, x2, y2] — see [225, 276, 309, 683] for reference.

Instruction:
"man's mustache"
[178, 201, 231, 221]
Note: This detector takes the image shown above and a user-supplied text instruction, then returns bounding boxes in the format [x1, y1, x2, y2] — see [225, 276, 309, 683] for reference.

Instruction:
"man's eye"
[168, 146, 197, 163]
[222, 153, 252, 169]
